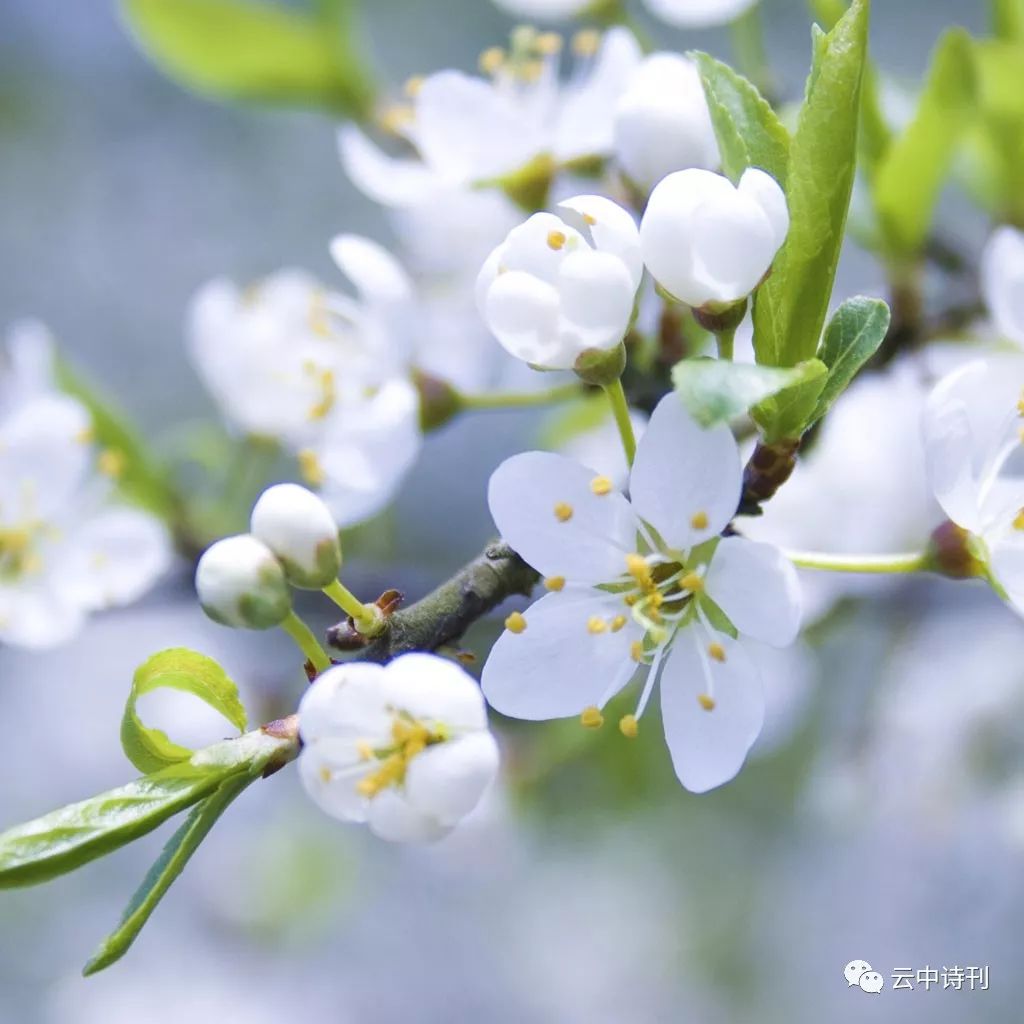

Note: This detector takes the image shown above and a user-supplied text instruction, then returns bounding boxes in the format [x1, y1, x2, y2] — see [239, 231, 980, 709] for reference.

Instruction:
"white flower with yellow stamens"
[481, 393, 801, 792]
[188, 235, 422, 527]
[923, 358, 1024, 614]
[297, 654, 501, 843]
[338, 27, 642, 210]
[476, 194, 643, 370]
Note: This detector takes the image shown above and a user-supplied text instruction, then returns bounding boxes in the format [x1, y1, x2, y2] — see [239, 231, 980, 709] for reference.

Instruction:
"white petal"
[628, 394, 742, 549]
[297, 662, 391, 745]
[556, 248, 637, 352]
[643, 0, 759, 29]
[60, 507, 173, 611]
[981, 225, 1024, 347]
[558, 194, 643, 289]
[367, 788, 451, 843]
[481, 590, 642, 719]
[703, 536, 801, 645]
[496, 212, 587, 286]
[298, 744, 371, 823]
[991, 537, 1024, 618]
[488, 450, 639, 582]
[738, 167, 789, 249]
[483, 270, 565, 366]
[659, 630, 764, 793]
[404, 732, 500, 825]
[337, 123, 439, 207]
[381, 652, 489, 732]
[492, 0, 591, 15]
[0, 579, 85, 649]
[3, 318, 56, 410]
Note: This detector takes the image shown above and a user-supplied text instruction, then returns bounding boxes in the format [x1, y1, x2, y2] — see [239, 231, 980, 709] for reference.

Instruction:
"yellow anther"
[535, 31, 563, 55]
[307, 369, 336, 421]
[680, 571, 704, 593]
[379, 104, 414, 134]
[625, 553, 653, 589]
[708, 641, 727, 662]
[630, 640, 644, 662]
[619, 714, 638, 739]
[519, 59, 544, 83]
[572, 28, 601, 56]
[308, 295, 332, 337]
[582, 212, 597, 225]
[479, 46, 505, 75]
[297, 448, 325, 487]
[587, 615, 607, 634]
[547, 230, 567, 250]
[319, 765, 332, 783]
[98, 448, 126, 478]
[690, 510, 709, 530]
[356, 740, 374, 761]
[624, 593, 639, 607]
[648, 591, 664, 609]
[580, 705, 604, 729]
[75, 425, 94, 445]
[590, 475, 613, 496]
[1014, 509, 1024, 531]
[697, 694, 716, 712]
[403, 75, 425, 98]
[554, 501, 573, 522]
[505, 611, 527, 634]
[544, 575, 566, 591]
[1018, 390, 1024, 416]
[610, 615, 627, 632]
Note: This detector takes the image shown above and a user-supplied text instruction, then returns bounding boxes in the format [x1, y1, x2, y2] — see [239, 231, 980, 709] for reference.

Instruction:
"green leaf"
[672, 358, 822, 428]
[812, 297, 891, 420]
[992, 0, 1024, 40]
[54, 356, 178, 521]
[693, 51, 790, 186]
[122, 649, 248, 775]
[751, 358, 829, 442]
[873, 30, 975, 256]
[119, 0, 375, 117]
[83, 773, 252, 975]
[974, 40, 1024, 122]
[752, 0, 869, 367]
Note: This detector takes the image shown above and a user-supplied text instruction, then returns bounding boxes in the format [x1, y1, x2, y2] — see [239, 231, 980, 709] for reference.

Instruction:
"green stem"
[460, 382, 583, 412]
[323, 579, 378, 633]
[279, 611, 331, 673]
[730, 5, 775, 100]
[716, 327, 736, 361]
[785, 550, 930, 574]
[603, 378, 636, 466]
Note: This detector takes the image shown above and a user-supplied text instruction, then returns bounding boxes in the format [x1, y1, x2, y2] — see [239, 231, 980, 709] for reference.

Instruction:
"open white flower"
[640, 167, 788, 309]
[189, 236, 421, 527]
[338, 27, 641, 209]
[0, 389, 172, 650]
[476, 195, 642, 370]
[923, 357, 1024, 613]
[298, 654, 500, 842]
[642, 0, 760, 29]
[981, 226, 1024, 347]
[613, 53, 720, 192]
[482, 394, 801, 792]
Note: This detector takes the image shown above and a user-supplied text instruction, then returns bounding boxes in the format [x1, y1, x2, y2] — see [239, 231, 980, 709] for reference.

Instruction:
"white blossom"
[194, 535, 291, 630]
[249, 483, 341, 589]
[476, 194, 642, 369]
[981, 225, 1024, 347]
[491, 0, 592, 19]
[482, 394, 800, 792]
[923, 357, 1024, 614]
[0, 327, 172, 649]
[188, 235, 421, 527]
[558, 404, 648, 491]
[642, 0, 760, 29]
[298, 654, 500, 842]
[613, 53, 720, 192]
[640, 167, 788, 309]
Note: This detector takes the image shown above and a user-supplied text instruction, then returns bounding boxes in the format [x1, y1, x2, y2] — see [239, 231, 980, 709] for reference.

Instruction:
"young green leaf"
[753, 0, 869, 367]
[119, 0, 375, 117]
[692, 51, 790, 186]
[751, 358, 829, 442]
[812, 297, 891, 419]
[873, 29, 976, 257]
[122, 649, 248, 775]
[992, 0, 1024, 40]
[672, 358, 821, 427]
[83, 773, 252, 975]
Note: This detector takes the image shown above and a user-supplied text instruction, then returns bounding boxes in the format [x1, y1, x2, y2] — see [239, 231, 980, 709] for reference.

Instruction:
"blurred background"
[3, 1, 1021, 1021]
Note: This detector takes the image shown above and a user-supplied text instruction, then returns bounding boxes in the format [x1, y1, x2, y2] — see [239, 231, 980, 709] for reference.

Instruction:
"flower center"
[0, 524, 46, 581]
[353, 712, 449, 799]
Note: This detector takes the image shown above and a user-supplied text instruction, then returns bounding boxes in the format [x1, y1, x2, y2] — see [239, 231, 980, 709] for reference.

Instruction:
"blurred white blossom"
[643, 0, 760, 28]
[981, 225, 1024, 347]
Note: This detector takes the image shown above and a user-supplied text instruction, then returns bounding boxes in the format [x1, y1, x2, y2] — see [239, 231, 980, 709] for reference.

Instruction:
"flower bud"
[250, 483, 342, 589]
[195, 535, 291, 629]
[613, 53, 720, 193]
[640, 167, 788, 309]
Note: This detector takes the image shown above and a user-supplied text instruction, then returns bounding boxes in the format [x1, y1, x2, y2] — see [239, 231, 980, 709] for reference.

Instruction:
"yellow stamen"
[379, 104, 414, 134]
[580, 705, 604, 729]
[582, 212, 596, 225]
[505, 611, 527, 634]
[554, 501, 573, 522]
[610, 615, 627, 632]
[680, 571, 704, 593]
[690, 510, 709, 530]
[547, 230, 566, 250]
[403, 75, 425, 98]
[630, 640, 644, 662]
[619, 714, 638, 739]
[307, 369, 336, 421]
[297, 448, 325, 487]
[589, 475, 613, 496]
[587, 615, 607, 634]
[319, 765, 332, 783]
[544, 575, 566, 591]
[98, 448, 126, 478]
[708, 642, 726, 662]
[571, 28, 601, 56]
[479, 46, 505, 75]
[1014, 509, 1024, 531]
[75, 425, 94, 445]
[356, 740, 374, 761]
[535, 31, 563, 55]
[624, 593, 639, 607]
[697, 694, 716, 712]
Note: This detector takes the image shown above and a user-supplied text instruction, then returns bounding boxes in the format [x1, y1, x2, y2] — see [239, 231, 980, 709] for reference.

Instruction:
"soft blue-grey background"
[3, 2, 1017, 1023]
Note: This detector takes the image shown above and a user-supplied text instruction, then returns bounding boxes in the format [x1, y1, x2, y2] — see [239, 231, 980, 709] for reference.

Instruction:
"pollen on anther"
[590, 475, 613, 495]
[1014, 508, 1024, 531]
[298, 449, 325, 487]
[697, 694, 716, 712]
[319, 765, 332, 783]
[630, 640, 644, 662]
[680, 571, 704, 593]
[505, 611, 527, 634]
[479, 46, 505, 75]
[571, 29, 601, 56]
[619, 714, 638, 739]
[554, 501, 573, 522]
[690, 510, 709, 530]
[403, 75, 425, 98]
[610, 615, 627, 632]
[708, 642, 726, 662]
[580, 705, 604, 729]
[587, 615, 607, 634]
[98, 448, 126, 479]
[547, 230, 567, 251]
[356, 740, 374, 761]
[582, 212, 597, 225]
[544, 575, 566, 591]
[536, 31, 563, 55]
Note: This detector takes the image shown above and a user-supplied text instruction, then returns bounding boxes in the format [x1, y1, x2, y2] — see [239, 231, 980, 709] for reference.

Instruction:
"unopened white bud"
[250, 483, 341, 589]
[195, 535, 291, 629]
[639, 167, 788, 309]
[614, 53, 720, 193]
